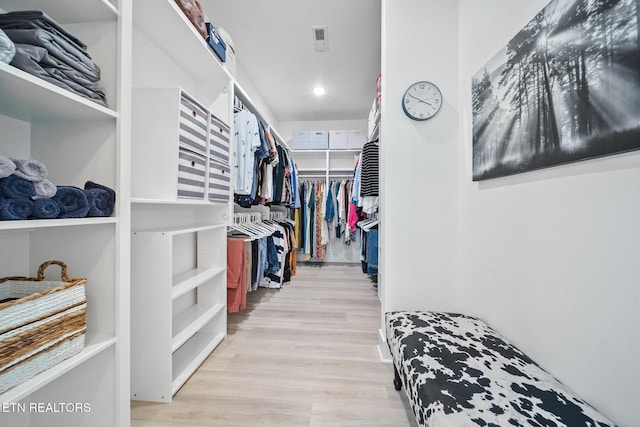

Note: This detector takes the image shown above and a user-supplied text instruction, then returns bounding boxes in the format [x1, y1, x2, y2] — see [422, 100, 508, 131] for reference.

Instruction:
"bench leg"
[393, 365, 402, 391]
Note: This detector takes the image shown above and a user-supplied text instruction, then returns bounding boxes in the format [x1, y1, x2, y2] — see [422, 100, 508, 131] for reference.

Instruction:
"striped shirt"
[360, 140, 379, 197]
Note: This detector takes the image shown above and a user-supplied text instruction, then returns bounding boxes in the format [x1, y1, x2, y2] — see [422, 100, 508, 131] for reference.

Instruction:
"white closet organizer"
[131, 88, 231, 202]
[294, 149, 360, 181]
[130, 0, 232, 403]
[0, 1, 130, 426]
[131, 224, 226, 402]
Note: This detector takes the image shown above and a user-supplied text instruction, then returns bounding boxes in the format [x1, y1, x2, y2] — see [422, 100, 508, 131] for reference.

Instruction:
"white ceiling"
[200, 0, 381, 123]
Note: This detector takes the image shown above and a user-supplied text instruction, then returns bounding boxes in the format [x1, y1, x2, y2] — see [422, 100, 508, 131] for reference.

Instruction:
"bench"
[386, 311, 616, 427]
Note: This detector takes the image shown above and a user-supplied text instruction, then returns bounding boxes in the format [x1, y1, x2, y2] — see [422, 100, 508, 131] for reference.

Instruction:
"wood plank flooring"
[131, 265, 417, 426]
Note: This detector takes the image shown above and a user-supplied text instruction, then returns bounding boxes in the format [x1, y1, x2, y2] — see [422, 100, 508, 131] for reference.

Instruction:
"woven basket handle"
[37, 260, 73, 282]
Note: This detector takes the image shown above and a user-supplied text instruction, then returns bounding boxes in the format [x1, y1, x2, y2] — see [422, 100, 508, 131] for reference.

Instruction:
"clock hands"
[408, 93, 432, 106]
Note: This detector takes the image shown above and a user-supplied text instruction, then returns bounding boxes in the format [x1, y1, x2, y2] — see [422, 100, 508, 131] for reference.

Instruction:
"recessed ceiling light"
[313, 86, 326, 96]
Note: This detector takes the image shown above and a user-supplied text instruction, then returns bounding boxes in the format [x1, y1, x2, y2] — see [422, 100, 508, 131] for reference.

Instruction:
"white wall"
[457, 1, 640, 425]
[381, 0, 640, 425]
[380, 0, 460, 314]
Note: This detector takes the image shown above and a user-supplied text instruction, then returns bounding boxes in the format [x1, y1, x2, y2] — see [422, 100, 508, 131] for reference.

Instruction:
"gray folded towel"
[10, 158, 47, 182]
[0, 156, 16, 178]
[32, 178, 56, 199]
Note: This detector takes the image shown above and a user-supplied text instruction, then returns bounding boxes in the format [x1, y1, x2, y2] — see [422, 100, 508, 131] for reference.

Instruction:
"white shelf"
[0, 335, 117, 403]
[0, 217, 117, 232]
[131, 209, 227, 402]
[172, 303, 225, 352]
[292, 149, 361, 153]
[0, 0, 118, 23]
[0, 1, 129, 424]
[166, 222, 225, 235]
[133, 0, 230, 96]
[172, 266, 226, 299]
[132, 198, 228, 206]
[171, 331, 225, 395]
[0, 63, 118, 122]
[298, 168, 327, 172]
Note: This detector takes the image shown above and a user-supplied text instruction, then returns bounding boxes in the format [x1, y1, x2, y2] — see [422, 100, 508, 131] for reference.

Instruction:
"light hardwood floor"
[131, 264, 417, 426]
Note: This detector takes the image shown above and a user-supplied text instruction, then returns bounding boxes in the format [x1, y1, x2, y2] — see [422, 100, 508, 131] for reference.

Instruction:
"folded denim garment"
[4, 28, 100, 81]
[0, 10, 87, 51]
[11, 44, 106, 106]
[0, 28, 15, 64]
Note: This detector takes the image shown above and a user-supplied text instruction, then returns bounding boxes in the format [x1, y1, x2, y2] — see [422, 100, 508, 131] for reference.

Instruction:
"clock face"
[402, 81, 442, 121]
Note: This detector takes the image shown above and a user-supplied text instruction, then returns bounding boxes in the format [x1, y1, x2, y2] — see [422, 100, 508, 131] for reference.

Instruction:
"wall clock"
[402, 81, 442, 121]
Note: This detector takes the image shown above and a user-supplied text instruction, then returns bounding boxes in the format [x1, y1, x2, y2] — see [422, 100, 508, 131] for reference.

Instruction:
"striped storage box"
[209, 114, 230, 164]
[208, 159, 230, 203]
[179, 92, 208, 155]
[0, 261, 86, 394]
[178, 148, 206, 199]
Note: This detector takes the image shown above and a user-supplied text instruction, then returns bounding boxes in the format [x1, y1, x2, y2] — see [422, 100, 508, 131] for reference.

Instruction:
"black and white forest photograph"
[472, 0, 640, 181]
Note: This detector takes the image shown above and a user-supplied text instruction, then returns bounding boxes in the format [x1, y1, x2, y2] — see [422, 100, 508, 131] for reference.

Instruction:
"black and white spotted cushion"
[386, 311, 616, 427]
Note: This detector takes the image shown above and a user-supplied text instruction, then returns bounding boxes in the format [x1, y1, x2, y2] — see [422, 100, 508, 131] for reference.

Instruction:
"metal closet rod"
[233, 83, 290, 151]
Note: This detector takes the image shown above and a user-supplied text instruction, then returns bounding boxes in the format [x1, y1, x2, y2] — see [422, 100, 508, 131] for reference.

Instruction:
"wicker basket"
[0, 260, 87, 394]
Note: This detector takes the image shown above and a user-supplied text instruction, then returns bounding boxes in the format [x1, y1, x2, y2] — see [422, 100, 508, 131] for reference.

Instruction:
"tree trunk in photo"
[636, 0, 640, 50]
[535, 62, 543, 154]
[542, 55, 561, 150]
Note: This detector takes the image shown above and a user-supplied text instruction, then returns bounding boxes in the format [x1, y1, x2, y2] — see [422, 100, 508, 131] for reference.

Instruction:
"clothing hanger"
[357, 216, 379, 231]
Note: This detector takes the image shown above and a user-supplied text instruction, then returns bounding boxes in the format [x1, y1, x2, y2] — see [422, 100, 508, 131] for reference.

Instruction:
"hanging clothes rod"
[233, 83, 290, 151]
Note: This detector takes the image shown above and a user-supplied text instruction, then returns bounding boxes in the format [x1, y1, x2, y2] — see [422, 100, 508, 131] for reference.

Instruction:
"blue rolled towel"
[53, 186, 89, 218]
[0, 156, 16, 178]
[84, 181, 115, 217]
[0, 197, 34, 220]
[31, 198, 60, 219]
[0, 175, 36, 199]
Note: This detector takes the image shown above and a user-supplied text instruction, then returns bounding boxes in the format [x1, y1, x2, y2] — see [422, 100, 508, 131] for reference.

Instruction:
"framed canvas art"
[472, 0, 640, 181]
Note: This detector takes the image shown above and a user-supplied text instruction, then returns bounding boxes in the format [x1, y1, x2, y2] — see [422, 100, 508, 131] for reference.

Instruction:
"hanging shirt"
[352, 153, 363, 205]
[315, 182, 326, 259]
[233, 109, 261, 195]
[360, 140, 379, 197]
[261, 161, 274, 202]
[325, 183, 335, 222]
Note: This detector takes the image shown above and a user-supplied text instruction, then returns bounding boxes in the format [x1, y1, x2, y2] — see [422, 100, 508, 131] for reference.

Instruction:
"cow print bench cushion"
[386, 311, 616, 427]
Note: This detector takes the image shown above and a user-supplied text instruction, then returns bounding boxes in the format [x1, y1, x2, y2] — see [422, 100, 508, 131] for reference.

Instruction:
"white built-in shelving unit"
[293, 149, 361, 182]
[0, 0, 131, 426]
[129, 0, 232, 403]
[130, 224, 226, 402]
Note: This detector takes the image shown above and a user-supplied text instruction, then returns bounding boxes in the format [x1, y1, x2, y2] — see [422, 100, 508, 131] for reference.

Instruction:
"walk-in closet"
[1, 0, 638, 426]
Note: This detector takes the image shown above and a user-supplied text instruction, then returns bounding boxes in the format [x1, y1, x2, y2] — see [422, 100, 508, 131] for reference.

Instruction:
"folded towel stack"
[0, 156, 116, 221]
[0, 175, 35, 220]
[53, 186, 89, 218]
[84, 180, 116, 217]
[0, 11, 106, 107]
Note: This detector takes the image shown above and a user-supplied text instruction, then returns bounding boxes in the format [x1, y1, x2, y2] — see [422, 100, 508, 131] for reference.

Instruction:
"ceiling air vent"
[312, 26, 328, 52]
